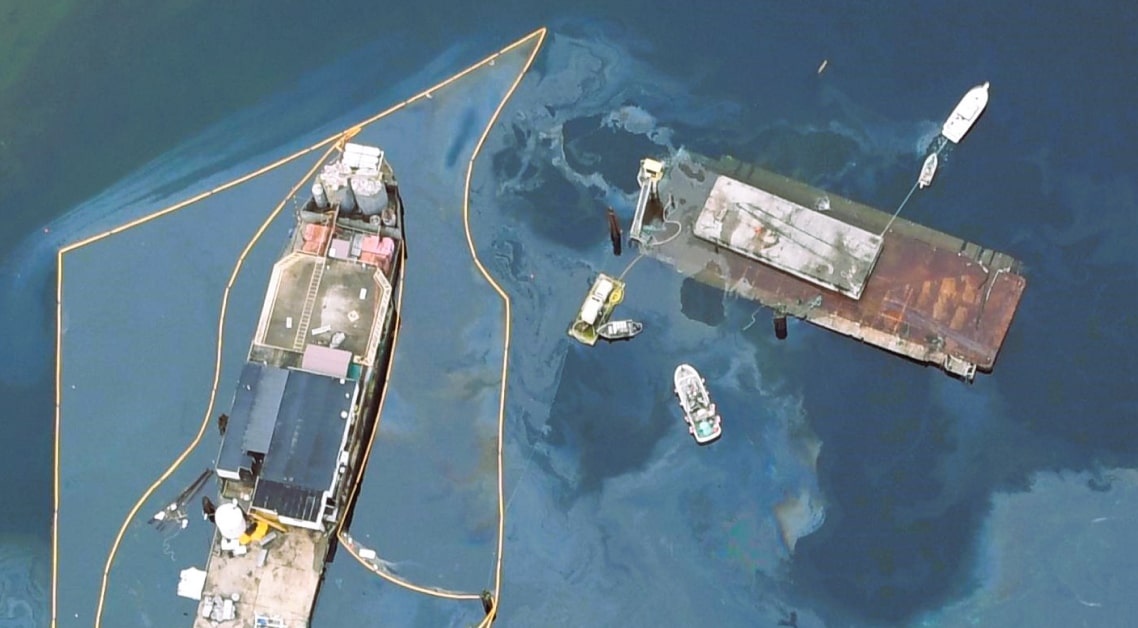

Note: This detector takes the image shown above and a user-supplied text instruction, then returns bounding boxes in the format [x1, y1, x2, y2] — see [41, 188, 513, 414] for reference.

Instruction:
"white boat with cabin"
[918, 152, 938, 189]
[673, 364, 722, 445]
[596, 319, 643, 341]
[942, 82, 990, 144]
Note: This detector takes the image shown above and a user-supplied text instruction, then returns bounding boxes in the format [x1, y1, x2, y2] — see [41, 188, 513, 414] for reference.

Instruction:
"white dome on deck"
[215, 502, 246, 540]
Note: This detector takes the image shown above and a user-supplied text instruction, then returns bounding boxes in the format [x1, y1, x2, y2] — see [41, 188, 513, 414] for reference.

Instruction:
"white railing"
[362, 270, 393, 367]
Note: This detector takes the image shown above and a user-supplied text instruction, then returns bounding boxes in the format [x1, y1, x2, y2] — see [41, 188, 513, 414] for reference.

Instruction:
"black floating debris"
[773, 313, 788, 340]
[147, 468, 213, 532]
[607, 207, 623, 256]
[202, 495, 216, 522]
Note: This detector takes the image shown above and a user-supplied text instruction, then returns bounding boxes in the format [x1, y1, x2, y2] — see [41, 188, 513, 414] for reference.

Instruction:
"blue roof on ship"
[217, 362, 356, 524]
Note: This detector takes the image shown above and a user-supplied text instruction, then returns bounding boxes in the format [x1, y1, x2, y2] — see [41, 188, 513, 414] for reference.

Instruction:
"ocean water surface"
[2, 3, 1137, 627]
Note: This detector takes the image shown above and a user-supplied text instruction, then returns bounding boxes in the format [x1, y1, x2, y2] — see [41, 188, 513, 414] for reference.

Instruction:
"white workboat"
[673, 364, 722, 445]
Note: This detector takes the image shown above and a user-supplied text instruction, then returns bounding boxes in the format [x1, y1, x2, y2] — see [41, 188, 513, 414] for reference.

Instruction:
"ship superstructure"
[191, 142, 404, 627]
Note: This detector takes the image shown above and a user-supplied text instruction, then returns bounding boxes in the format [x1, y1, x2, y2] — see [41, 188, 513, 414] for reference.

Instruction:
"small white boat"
[673, 364, 722, 445]
[596, 319, 643, 341]
[942, 81, 990, 144]
[918, 152, 938, 189]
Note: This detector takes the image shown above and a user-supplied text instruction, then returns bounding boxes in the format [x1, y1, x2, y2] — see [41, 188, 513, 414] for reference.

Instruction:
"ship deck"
[193, 514, 326, 628]
[631, 152, 1026, 379]
[250, 215, 399, 372]
[258, 253, 384, 357]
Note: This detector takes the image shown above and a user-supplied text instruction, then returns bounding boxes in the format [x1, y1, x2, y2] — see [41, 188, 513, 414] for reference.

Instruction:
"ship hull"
[195, 143, 405, 627]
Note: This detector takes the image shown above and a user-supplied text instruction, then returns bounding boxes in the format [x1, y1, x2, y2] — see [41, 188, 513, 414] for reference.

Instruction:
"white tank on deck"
[319, 163, 356, 212]
[350, 174, 388, 216]
[312, 181, 329, 209]
[214, 502, 247, 540]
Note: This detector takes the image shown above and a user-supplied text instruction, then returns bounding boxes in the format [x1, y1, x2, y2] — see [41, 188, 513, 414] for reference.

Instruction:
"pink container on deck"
[360, 235, 395, 273]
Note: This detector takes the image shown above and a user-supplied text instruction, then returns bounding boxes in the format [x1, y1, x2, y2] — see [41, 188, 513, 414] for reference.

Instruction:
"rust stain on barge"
[631, 151, 1026, 380]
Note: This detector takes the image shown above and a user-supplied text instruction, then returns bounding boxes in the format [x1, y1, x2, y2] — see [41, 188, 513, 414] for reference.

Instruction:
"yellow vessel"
[567, 273, 625, 346]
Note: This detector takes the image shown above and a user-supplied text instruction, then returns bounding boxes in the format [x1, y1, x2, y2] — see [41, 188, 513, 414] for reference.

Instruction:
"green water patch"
[0, 1, 79, 92]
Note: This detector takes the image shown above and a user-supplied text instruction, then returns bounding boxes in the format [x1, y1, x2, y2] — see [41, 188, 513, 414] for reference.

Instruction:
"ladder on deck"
[292, 259, 326, 350]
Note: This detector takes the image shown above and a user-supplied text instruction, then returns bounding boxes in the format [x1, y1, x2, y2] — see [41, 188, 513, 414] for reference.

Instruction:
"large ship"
[190, 142, 404, 627]
[630, 151, 1025, 380]
[941, 82, 990, 144]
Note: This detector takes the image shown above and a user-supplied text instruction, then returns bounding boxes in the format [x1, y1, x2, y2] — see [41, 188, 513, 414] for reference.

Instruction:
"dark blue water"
[3, 3, 1138, 627]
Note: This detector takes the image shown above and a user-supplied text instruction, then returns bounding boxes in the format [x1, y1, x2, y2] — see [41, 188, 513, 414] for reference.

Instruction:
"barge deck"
[630, 151, 1025, 379]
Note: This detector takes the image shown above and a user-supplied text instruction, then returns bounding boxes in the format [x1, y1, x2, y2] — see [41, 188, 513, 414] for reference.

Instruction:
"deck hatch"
[693, 175, 883, 299]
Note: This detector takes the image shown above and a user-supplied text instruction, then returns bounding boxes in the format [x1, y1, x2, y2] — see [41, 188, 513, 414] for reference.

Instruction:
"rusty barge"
[630, 151, 1025, 380]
